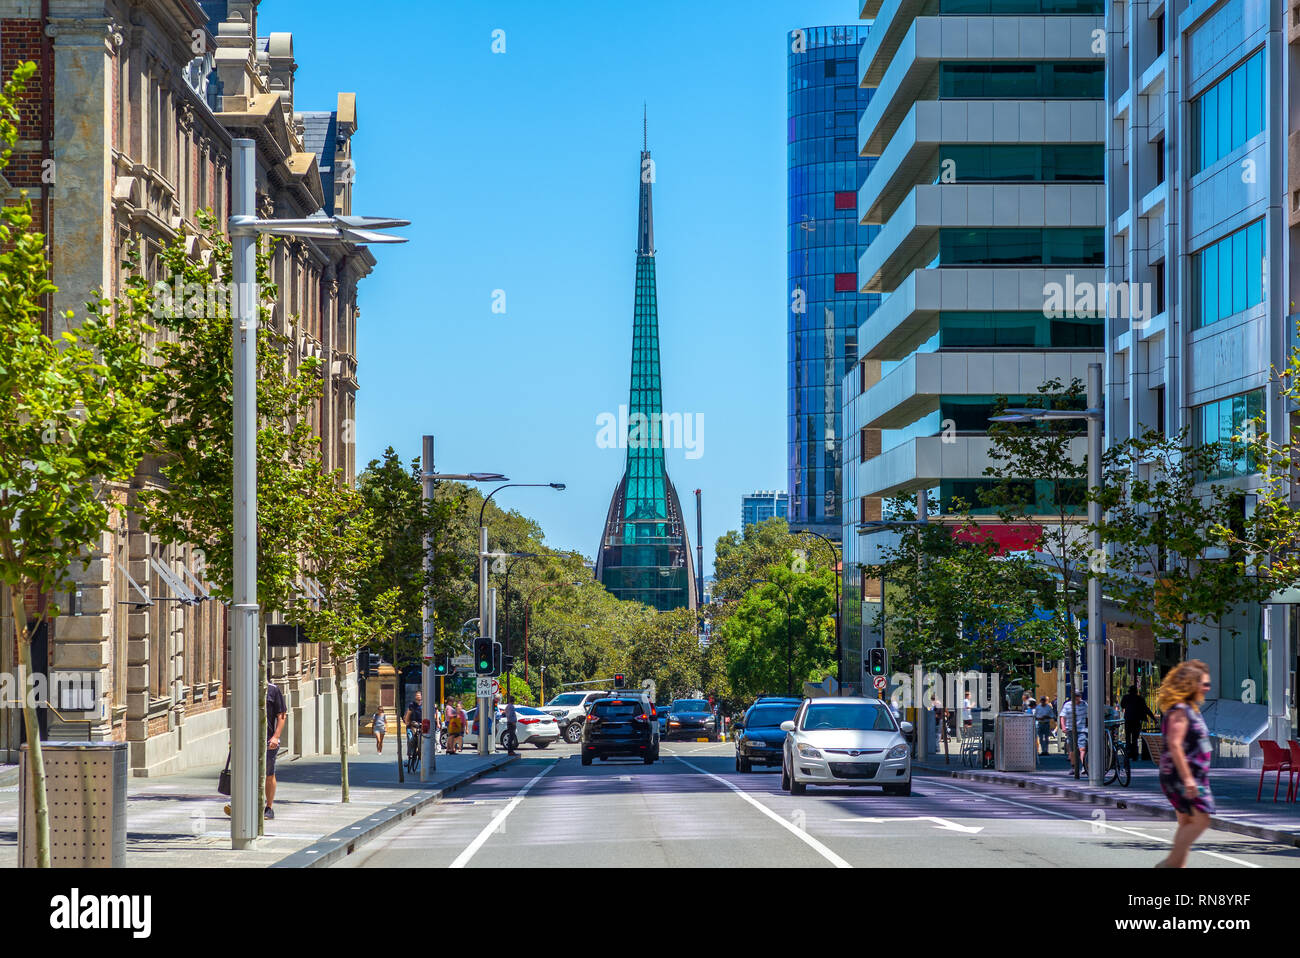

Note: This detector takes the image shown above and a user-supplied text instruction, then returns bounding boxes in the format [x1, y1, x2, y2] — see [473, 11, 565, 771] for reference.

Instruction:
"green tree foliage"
[0, 62, 158, 866]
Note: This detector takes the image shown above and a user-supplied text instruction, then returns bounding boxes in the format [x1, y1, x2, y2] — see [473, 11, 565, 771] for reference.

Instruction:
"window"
[835, 272, 857, 291]
[938, 62, 1105, 99]
[1190, 220, 1264, 330]
[835, 190, 857, 210]
[1153, 262, 1165, 315]
[1154, 137, 1165, 184]
[1153, 385, 1166, 437]
[1195, 389, 1264, 478]
[938, 229, 1104, 267]
[936, 145, 1104, 183]
[860, 426, 869, 459]
[1191, 49, 1265, 173]
[1155, 13, 1165, 55]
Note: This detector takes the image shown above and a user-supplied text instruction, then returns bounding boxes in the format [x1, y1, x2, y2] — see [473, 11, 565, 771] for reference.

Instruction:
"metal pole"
[480, 587, 496, 756]
[786, 593, 793, 696]
[1087, 362, 1104, 787]
[229, 138, 259, 849]
[420, 435, 436, 778]
[694, 489, 704, 610]
[477, 525, 488, 757]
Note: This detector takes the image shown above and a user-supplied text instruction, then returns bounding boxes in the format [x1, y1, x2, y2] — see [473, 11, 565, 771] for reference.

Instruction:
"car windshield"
[547, 693, 587, 706]
[592, 701, 645, 718]
[801, 703, 897, 731]
[515, 706, 545, 716]
[747, 705, 798, 728]
[672, 700, 709, 711]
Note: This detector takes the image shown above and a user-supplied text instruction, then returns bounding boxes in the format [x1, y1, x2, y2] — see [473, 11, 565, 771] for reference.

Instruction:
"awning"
[1199, 699, 1269, 745]
[149, 556, 197, 605]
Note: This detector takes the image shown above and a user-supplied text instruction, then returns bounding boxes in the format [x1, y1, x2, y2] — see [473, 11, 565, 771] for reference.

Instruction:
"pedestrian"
[504, 695, 518, 755]
[1021, 691, 1033, 713]
[223, 680, 287, 821]
[444, 702, 458, 754]
[1154, 660, 1215, 868]
[1058, 690, 1088, 773]
[1033, 696, 1054, 756]
[456, 703, 468, 752]
[962, 692, 973, 727]
[1120, 683, 1154, 761]
[372, 705, 387, 754]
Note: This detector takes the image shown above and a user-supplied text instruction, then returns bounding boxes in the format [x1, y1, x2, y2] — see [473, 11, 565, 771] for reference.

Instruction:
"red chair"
[1289, 741, 1300, 803]
[1257, 740, 1293, 801]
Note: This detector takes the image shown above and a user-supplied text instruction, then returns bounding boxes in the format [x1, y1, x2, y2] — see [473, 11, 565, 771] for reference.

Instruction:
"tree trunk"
[10, 585, 49, 867]
[334, 664, 349, 802]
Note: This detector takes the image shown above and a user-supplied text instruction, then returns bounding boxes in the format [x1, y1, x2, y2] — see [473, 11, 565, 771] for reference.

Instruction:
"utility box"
[19, 741, 127, 868]
[995, 712, 1037, 772]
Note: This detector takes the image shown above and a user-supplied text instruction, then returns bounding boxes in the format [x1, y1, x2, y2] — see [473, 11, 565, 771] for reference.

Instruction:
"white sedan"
[463, 705, 560, 749]
[781, 697, 913, 796]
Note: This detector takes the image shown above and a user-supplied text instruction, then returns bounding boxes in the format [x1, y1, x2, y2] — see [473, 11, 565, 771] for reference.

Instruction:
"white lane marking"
[924, 778, 1262, 868]
[673, 757, 851, 869]
[836, 815, 983, 834]
[448, 762, 556, 869]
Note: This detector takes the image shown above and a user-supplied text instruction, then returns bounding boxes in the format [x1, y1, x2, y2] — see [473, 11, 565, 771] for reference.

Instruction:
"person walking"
[504, 695, 519, 755]
[1058, 690, 1088, 774]
[1033, 696, 1054, 756]
[372, 705, 387, 754]
[1120, 683, 1154, 761]
[1155, 661, 1215, 868]
[456, 703, 468, 753]
[444, 702, 458, 754]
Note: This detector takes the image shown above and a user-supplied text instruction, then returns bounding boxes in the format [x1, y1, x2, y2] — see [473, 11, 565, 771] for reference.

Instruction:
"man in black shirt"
[1120, 684, 1153, 760]
[266, 681, 288, 820]
[404, 691, 423, 758]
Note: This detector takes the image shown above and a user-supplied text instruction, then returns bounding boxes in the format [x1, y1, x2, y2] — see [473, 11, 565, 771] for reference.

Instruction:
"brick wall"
[1, 17, 47, 190]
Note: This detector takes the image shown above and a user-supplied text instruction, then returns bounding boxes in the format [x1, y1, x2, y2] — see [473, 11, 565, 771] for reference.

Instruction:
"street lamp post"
[798, 530, 842, 694]
[476, 483, 565, 755]
[416, 453, 505, 780]
[226, 138, 408, 848]
[750, 579, 794, 695]
[992, 361, 1104, 787]
[523, 580, 583, 685]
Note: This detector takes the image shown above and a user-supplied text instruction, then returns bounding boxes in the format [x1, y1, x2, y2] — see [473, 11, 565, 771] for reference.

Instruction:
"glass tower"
[787, 25, 880, 539]
[596, 130, 697, 611]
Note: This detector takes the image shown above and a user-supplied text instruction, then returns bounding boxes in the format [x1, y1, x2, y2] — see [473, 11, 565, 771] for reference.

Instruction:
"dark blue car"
[734, 697, 803, 772]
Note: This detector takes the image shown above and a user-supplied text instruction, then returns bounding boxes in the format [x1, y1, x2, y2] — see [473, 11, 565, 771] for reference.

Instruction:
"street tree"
[0, 62, 158, 867]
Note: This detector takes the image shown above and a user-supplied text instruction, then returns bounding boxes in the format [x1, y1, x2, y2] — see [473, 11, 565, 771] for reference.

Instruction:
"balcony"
[856, 433, 1085, 499]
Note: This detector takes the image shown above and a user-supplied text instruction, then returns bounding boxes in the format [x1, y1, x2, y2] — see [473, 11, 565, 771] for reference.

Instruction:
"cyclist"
[404, 692, 424, 764]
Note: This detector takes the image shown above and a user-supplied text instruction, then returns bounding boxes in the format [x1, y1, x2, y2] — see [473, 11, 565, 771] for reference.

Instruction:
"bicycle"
[406, 726, 421, 774]
[1085, 719, 1130, 786]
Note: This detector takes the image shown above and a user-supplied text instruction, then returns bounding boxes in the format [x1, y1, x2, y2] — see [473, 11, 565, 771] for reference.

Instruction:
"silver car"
[781, 697, 913, 796]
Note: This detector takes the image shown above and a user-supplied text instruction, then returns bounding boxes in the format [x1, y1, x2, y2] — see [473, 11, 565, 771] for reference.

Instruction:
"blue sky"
[280, 0, 861, 574]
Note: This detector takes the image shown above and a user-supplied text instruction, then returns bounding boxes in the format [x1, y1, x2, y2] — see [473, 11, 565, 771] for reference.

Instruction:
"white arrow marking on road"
[836, 815, 983, 834]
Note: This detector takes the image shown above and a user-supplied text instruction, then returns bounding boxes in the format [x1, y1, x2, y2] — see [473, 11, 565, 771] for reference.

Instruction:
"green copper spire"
[595, 125, 696, 611]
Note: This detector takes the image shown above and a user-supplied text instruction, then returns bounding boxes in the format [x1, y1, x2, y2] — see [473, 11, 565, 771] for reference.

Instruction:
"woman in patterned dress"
[1154, 660, 1214, 868]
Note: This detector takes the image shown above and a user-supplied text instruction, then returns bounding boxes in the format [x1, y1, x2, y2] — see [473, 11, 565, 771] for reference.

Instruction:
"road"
[334, 741, 1300, 868]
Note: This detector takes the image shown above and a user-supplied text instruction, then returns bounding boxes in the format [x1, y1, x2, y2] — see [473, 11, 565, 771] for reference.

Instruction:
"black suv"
[734, 696, 803, 773]
[580, 694, 660, 765]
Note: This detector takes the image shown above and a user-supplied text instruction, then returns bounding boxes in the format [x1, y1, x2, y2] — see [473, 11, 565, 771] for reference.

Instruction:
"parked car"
[541, 689, 610, 744]
[664, 698, 718, 741]
[463, 705, 561, 749]
[581, 694, 659, 765]
[782, 697, 913, 795]
[655, 702, 672, 738]
[734, 697, 802, 773]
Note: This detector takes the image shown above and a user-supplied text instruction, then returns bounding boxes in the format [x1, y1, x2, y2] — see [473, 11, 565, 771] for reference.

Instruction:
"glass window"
[1192, 49, 1265, 173]
[1194, 389, 1265, 478]
[1247, 220, 1263, 306]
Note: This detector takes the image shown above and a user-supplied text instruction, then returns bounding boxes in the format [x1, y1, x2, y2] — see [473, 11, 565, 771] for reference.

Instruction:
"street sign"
[873, 675, 887, 691]
[477, 676, 495, 697]
[453, 655, 473, 669]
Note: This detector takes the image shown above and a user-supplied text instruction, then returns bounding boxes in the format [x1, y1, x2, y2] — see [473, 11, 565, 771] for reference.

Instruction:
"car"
[734, 698, 803, 773]
[655, 702, 672, 737]
[463, 705, 561, 750]
[580, 694, 660, 765]
[664, 698, 719, 741]
[781, 697, 913, 796]
[540, 689, 610, 744]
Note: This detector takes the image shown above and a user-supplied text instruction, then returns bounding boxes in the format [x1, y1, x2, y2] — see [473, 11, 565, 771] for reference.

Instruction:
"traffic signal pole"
[479, 588, 497, 756]
[421, 435, 436, 778]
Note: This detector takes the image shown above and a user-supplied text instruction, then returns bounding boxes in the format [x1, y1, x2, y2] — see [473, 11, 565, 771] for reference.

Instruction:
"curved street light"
[796, 530, 842, 695]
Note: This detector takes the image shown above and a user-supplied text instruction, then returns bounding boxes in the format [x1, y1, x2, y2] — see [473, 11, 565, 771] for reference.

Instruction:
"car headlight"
[796, 743, 822, 759]
[887, 744, 909, 760]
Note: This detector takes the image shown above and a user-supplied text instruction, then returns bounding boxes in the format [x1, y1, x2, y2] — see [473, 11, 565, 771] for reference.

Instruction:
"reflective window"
[938, 229, 1104, 266]
[938, 311, 1104, 348]
[1190, 219, 1265, 330]
[936, 145, 1103, 182]
[1195, 389, 1265, 479]
[939, 62, 1105, 98]
[1191, 49, 1265, 173]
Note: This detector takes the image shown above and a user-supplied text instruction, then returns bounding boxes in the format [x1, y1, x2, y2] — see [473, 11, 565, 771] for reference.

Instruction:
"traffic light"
[868, 646, 888, 677]
[474, 637, 493, 675]
[613, 673, 626, 689]
[492, 642, 503, 677]
[433, 655, 448, 677]
[502, 653, 515, 673]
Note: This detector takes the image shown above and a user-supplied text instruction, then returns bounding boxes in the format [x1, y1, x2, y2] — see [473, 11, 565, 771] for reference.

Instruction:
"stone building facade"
[0, 0, 371, 774]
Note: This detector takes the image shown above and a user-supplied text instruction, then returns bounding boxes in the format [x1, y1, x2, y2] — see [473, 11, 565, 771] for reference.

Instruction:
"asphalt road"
[334, 741, 1300, 868]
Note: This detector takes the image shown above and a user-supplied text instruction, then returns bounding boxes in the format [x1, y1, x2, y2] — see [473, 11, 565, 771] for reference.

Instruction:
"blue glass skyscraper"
[787, 25, 879, 538]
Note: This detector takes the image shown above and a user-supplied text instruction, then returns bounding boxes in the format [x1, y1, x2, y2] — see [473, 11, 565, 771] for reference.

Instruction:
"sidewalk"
[0, 742, 515, 867]
[917, 749, 1300, 846]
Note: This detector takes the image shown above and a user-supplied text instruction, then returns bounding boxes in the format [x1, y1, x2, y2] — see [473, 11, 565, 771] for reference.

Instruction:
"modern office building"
[741, 490, 789, 529]
[595, 132, 697, 612]
[1104, 0, 1293, 755]
[788, 25, 881, 540]
[841, 0, 1107, 690]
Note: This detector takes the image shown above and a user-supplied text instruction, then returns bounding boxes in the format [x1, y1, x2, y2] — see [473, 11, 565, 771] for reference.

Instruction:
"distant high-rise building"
[741, 491, 789, 529]
[787, 24, 880, 541]
[595, 124, 697, 611]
